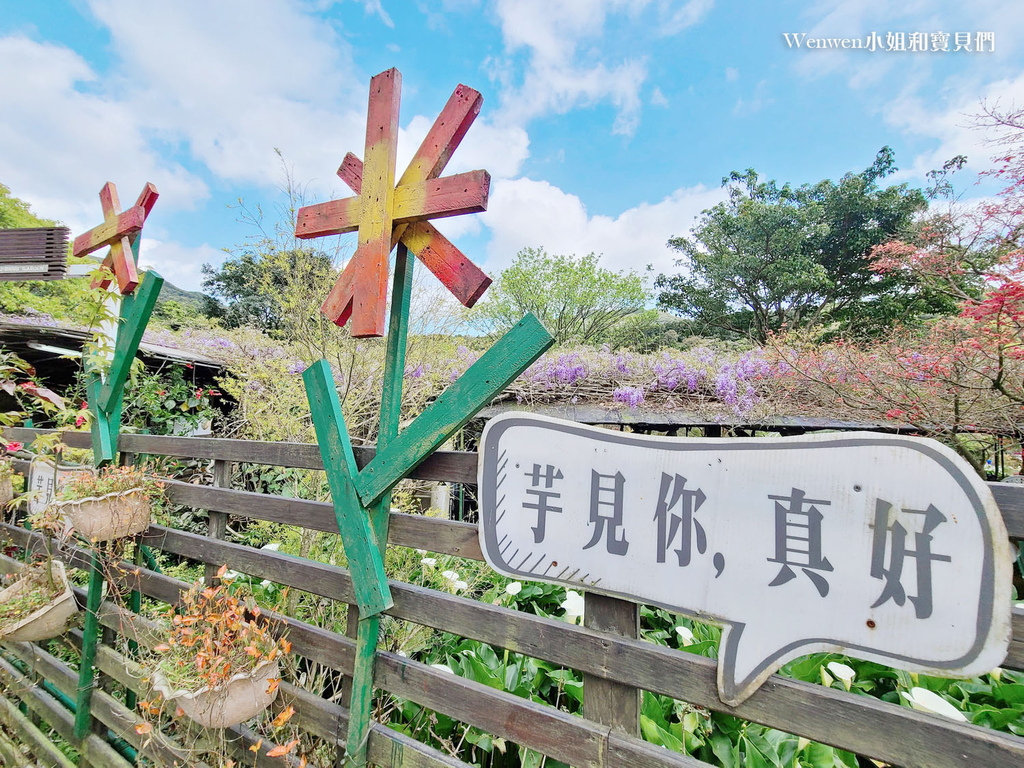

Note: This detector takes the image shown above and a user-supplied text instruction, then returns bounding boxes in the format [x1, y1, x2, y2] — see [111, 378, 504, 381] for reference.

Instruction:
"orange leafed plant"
[153, 574, 289, 694]
[267, 738, 299, 757]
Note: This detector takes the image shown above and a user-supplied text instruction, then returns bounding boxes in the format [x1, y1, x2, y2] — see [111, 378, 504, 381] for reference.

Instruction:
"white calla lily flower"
[900, 687, 967, 722]
[826, 662, 856, 691]
[675, 626, 696, 646]
[560, 590, 585, 624]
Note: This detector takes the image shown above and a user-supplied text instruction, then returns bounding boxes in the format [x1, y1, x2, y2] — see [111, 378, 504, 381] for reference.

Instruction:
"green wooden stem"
[73, 551, 105, 740]
[98, 268, 164, 413]
[87, 374, 122, 467]
[87, 268, 163, 466]
[125, 543, 143, 712]
[345, 244, 414, 767]
[345, 614, 382, 766]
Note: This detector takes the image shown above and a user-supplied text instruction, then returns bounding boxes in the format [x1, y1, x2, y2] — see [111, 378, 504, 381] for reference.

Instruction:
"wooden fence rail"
[1, 427, 1024, 768]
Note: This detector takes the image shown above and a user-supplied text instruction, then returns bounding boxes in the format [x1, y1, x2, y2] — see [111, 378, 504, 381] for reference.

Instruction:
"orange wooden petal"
[402, 222, 491, 307]
[321, 260, 355, 327]
[110, 235, 140, 294]
[72, 205, 146, 257]
[391, 170, 490, 224]
[135, 182, 159, 219]
[398, 83, 482, 184]
[294, 195, 362, 239]
[99, 182, 121, 219]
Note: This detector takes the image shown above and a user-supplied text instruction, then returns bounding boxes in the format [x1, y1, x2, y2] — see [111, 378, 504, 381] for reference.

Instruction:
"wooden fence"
[1, 426, 1024, 768]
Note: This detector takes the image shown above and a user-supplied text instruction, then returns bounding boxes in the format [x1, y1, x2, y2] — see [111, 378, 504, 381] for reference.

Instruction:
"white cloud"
[884, 71, 1024, 180]
[480, 177, 725, 276]
[399, 114, 529, 180]
[85, 0, 368, 196]
[733, 79, 772, 116]
[725, 67, 739, 82]
[490, 0, 650, 135]
[654, 0, 715, 36]
[357, 0, 394, 27]
[650, 87, 670, 107]
[138, 239, 227, 292]
[0, 35, 207, 234]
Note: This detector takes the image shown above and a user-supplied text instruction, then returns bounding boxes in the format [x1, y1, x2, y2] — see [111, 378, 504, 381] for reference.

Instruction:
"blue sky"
[2, 1, 1022, 293]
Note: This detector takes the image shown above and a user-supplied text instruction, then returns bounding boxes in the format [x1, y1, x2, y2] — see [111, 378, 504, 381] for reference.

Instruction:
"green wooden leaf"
[303, 359, 392, 616]
[98, 269, 164, 413]
[355, 313, 554, 507]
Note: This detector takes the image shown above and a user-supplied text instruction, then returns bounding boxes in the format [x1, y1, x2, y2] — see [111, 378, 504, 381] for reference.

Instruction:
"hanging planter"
[144, 571, 290, 730]
[152, 657, 281, 729]
[55, 488, 151, 542]
[53, 466, 166, 543]
[0, 560, 77, 643]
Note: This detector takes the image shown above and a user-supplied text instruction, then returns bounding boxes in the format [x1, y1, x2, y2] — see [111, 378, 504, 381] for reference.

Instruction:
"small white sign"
[477, 414, 1014, 705]
[27, 459, 92, 515]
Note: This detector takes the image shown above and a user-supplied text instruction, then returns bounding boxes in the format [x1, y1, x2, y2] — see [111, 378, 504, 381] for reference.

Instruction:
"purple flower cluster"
[527, 353, 588, 389]
[652, 355, 704, 393]
[613, 386, 645, 409]
[711, 351, 770, 414]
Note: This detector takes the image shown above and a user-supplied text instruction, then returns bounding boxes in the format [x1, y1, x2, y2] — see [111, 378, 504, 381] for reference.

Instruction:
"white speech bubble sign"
[477, 414, 1013, 706]
[27, 458, 92, 515]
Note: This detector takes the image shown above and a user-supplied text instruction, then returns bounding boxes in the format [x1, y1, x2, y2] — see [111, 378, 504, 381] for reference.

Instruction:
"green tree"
[473, 248, 648, 344]
[0, 183, 56, 229]
[201, 247, 334, 333]
[656, 148, 948, 341]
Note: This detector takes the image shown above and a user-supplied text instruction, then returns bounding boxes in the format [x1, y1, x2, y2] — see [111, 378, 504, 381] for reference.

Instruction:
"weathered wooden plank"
[295, 195, 363, 237]
[0, 693, 75, 768]
[3, 426, 478, 484]
[0, 719, 32, 767]
[16, 426, 1024, 541]
[399, 84, 482, 183]
[401, 221, 491, 307]
[356, 313, 554, 506]
[990, 483, 1024, 540]
[204, 458, 231, 584]
[346, 67, 402, 337]
[136, 525, 1024, 768]
[389, 512, 482, 560]
[0, 656, 132, 768]
[584, 592, 640, 736]
[1007, 635, 1024, 671]
[374, 650, 705, 768]
[161, 478, 485, 559]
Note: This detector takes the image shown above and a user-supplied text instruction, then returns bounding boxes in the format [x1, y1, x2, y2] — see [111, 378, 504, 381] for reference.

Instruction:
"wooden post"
[344, 243, 414, 765]
[204, 459, 232, 584]
[583, 593, 640, 736]
[73, 550, 104, 740]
